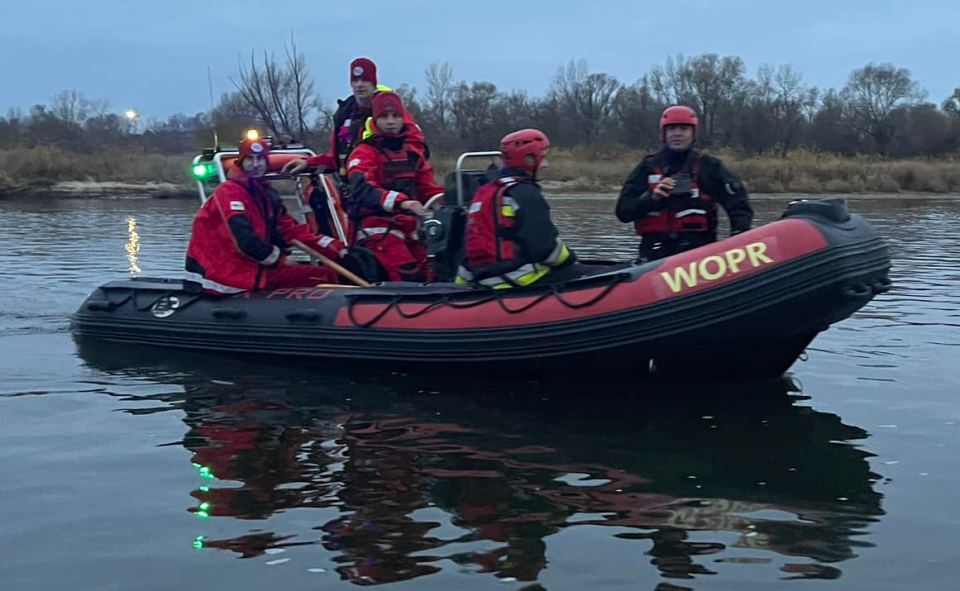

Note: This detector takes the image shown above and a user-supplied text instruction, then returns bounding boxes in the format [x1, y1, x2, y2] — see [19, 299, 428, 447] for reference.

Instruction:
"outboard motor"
[781, 197, 851, 223]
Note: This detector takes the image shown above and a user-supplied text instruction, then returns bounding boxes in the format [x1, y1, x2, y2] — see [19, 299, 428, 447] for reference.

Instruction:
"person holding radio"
[615, 106, 753, 262]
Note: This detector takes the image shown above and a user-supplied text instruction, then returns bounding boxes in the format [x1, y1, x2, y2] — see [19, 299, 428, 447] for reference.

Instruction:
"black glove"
[340, 245, 389, 283]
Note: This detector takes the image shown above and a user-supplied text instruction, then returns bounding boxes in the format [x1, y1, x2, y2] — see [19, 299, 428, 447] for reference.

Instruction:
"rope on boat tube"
[345, 272, 630, 329]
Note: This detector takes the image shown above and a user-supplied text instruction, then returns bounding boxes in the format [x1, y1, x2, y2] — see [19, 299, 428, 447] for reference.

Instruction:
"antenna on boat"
[207, 65, 219, 151]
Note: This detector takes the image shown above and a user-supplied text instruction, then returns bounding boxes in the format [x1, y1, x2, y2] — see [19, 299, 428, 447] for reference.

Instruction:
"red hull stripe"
[334, 219, 828, 330]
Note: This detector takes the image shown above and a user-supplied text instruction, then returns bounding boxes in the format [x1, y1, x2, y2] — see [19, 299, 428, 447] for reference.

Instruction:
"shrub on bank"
[0, 146, 193, 186]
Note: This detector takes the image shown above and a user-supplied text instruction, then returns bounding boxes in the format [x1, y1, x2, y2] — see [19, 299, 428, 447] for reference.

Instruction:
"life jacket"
[332, 107, 365, 178]
[350, 140, 422, 217]
[465, 176, 521, 270]
[348, 135, 432, 246]
[376, 144, 420, 197]
[634, 153, 714, 236]
[460, 176, 568, 289]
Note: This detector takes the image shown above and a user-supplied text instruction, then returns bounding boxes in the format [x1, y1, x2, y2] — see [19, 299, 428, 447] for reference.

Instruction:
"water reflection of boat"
[78, 343, 885, 586]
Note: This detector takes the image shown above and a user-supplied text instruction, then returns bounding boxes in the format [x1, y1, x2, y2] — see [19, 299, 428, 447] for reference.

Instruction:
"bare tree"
[687, 54, 745, 140]
[580, 73, 621, 143]
[801, 86, 821, 123]
[6, 55, 960, 160]
[262, 53, 293, 136]
[551, 59, 590, 103]
[235, 52, 279, 134]
[232, 35, 318, 142]
[490, 90, 535, 139]
[648, 54, 694, 105]
[896, 103, 954, 156]
[451, 81, 500, 148]
[311, 98, 336, 139]
[286, 34, 314, 140]
[842, 62, 922, 155]
[735, 64, 813, 154]
[86, 98, 110, 119]
[943, 87, 960, 118]
[738, 65, 777, 154]
[807, 88, 856, 154]
[51, 90, 89, 125]
[772, 65, 814, 155]
[550, 59, 621, 144]
[212, 90, 260, 144]
[425, 61, 455, 133]
[612, 78, 661, 148]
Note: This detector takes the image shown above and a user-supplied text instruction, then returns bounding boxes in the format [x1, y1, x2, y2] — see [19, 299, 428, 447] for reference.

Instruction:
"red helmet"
[500, 128, 550, 173]
[659, 106, 698, 140]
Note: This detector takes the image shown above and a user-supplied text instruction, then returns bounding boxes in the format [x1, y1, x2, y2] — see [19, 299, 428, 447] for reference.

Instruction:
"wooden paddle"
[291, 239, 372, 288]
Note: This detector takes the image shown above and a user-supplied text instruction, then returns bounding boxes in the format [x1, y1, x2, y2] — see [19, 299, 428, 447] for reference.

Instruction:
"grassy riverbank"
[432, 148, 960, 194]
[0, 147, 195, 198]
[2, 146, 960, 198]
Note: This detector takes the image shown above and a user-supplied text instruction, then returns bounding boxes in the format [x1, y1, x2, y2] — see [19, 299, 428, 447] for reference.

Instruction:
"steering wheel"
[424, 193, 445, 212]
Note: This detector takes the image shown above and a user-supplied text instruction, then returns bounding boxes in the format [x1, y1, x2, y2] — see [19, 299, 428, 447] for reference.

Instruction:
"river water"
[1, 195, 958, 591]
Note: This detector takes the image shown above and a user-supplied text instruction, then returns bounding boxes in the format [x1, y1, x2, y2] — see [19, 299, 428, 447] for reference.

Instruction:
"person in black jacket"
[616, 106, 753, 262]
[457, 129, 583, 289]
[282, 58, 428, 188]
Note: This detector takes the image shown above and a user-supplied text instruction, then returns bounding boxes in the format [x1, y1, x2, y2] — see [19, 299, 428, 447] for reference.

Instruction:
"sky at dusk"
[2, 0, 958, 121]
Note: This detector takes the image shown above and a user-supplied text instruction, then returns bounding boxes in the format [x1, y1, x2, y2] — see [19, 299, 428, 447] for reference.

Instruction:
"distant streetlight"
[124, 109, 140, 134]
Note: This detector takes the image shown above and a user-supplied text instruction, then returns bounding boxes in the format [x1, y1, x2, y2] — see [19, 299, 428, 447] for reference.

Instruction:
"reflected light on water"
[125, 217, 142, 274]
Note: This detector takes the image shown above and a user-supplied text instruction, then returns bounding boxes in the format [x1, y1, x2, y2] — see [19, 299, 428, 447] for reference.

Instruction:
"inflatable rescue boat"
[72, 193, 890, 379]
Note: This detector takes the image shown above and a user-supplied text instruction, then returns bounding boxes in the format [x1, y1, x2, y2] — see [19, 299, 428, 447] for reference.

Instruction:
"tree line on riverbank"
[1, 44, 959, 194]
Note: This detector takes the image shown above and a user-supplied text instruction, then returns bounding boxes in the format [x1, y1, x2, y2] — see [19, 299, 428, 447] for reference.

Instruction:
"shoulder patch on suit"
[348, 158, 361, 169]
[229, 201, 245, 211]
[469, 201, 482, 213]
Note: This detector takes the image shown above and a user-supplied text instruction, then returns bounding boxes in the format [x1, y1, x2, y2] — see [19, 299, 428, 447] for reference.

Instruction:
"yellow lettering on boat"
[724, 248, 746, 273]
[746, 242, 773, 266]
[699, 255, 727, 281]
[661, 263, 699, 292]
[660, 241, 776, 294]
